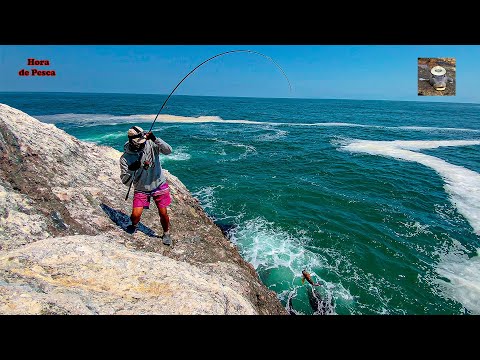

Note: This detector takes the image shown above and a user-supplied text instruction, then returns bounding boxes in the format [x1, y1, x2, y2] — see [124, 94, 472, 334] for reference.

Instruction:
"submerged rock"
[0, 103, 287, 315]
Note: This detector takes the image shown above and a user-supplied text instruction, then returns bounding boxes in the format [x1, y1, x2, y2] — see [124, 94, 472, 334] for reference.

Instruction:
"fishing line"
[125, 49, 292, 200]
[148, 49, 292, 132]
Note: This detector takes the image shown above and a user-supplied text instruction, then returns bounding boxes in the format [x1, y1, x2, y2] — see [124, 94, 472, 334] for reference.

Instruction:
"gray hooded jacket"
[119, 137, 172, 193]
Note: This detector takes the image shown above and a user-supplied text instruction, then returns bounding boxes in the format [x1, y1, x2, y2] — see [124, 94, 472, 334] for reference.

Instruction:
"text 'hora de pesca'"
[18, 58, 56, 76]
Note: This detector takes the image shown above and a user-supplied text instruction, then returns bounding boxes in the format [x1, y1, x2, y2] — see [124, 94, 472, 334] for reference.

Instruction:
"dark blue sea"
[2, 92, 480, 315]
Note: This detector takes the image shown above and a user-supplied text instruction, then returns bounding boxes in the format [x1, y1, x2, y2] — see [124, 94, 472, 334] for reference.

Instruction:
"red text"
[31, 69, 56, 76]
[27, 58, 50, 66]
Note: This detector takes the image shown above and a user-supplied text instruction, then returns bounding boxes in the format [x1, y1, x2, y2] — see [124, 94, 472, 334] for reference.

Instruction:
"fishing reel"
[429, 66, 447, 91]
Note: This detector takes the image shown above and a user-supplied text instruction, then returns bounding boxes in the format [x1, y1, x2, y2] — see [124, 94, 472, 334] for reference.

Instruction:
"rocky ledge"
[0, 103, 287, 315]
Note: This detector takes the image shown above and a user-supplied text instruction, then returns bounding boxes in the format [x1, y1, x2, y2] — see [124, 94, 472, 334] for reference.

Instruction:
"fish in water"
[301, 269, 321, 286]
[308, 287, 335, 315]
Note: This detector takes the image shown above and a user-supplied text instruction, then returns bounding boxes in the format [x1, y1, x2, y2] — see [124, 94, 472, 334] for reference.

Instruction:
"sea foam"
[434, 245, 480, 314]
[342, 139, 480, 235]
[36, 113, 480, 132]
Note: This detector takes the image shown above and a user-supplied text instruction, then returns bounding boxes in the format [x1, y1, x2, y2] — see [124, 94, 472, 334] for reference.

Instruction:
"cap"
[128, 126, 146, 145]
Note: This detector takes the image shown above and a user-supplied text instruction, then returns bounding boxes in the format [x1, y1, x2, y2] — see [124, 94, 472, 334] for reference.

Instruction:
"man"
[119, 126, 173, 245]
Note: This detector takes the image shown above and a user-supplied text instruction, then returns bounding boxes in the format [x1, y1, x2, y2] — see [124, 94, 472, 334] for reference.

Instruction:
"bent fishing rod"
[125, 49, 292, 201]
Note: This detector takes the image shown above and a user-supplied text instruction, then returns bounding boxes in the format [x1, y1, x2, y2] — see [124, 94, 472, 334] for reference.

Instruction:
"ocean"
[2, 91, 480, 315]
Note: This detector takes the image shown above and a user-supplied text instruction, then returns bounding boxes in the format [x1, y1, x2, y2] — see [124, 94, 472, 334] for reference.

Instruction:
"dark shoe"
[162, 233, 172, 246]
[126, 224, 138, 234]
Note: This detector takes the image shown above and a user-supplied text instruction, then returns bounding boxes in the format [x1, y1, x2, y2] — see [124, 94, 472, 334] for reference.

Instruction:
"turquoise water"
[2, 92, 480, 315]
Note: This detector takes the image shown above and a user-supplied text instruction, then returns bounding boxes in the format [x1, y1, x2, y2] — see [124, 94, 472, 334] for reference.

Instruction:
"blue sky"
[1, 45, 479, 103]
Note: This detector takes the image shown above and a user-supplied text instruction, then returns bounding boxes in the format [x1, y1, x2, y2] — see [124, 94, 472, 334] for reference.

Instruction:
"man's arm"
[119, 156, 139, 186]
[146, 131, 172, 155]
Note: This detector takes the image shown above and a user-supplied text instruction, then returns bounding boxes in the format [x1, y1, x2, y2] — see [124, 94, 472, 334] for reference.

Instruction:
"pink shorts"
[133, 182, 171, 209]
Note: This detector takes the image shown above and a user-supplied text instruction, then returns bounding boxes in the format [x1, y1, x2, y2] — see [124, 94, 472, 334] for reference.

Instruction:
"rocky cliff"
[0, 103, 287, 315]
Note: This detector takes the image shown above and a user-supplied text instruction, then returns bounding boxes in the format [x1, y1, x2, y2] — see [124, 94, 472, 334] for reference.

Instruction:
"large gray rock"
[0, 103, 287, 315]
[0, 235, 258, 315]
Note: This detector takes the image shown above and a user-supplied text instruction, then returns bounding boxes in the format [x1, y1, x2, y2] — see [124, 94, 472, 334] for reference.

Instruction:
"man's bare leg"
[131, 207, 144, 226]
[126, 207, 144, 233]
[158, 207, 171, 245]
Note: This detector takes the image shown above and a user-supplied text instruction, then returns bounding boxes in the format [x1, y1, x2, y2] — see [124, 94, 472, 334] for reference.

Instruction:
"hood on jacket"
[123, 141, 144, 155]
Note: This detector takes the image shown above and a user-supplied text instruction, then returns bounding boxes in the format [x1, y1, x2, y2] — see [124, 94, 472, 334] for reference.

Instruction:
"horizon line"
[0, 90, 478, 106]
